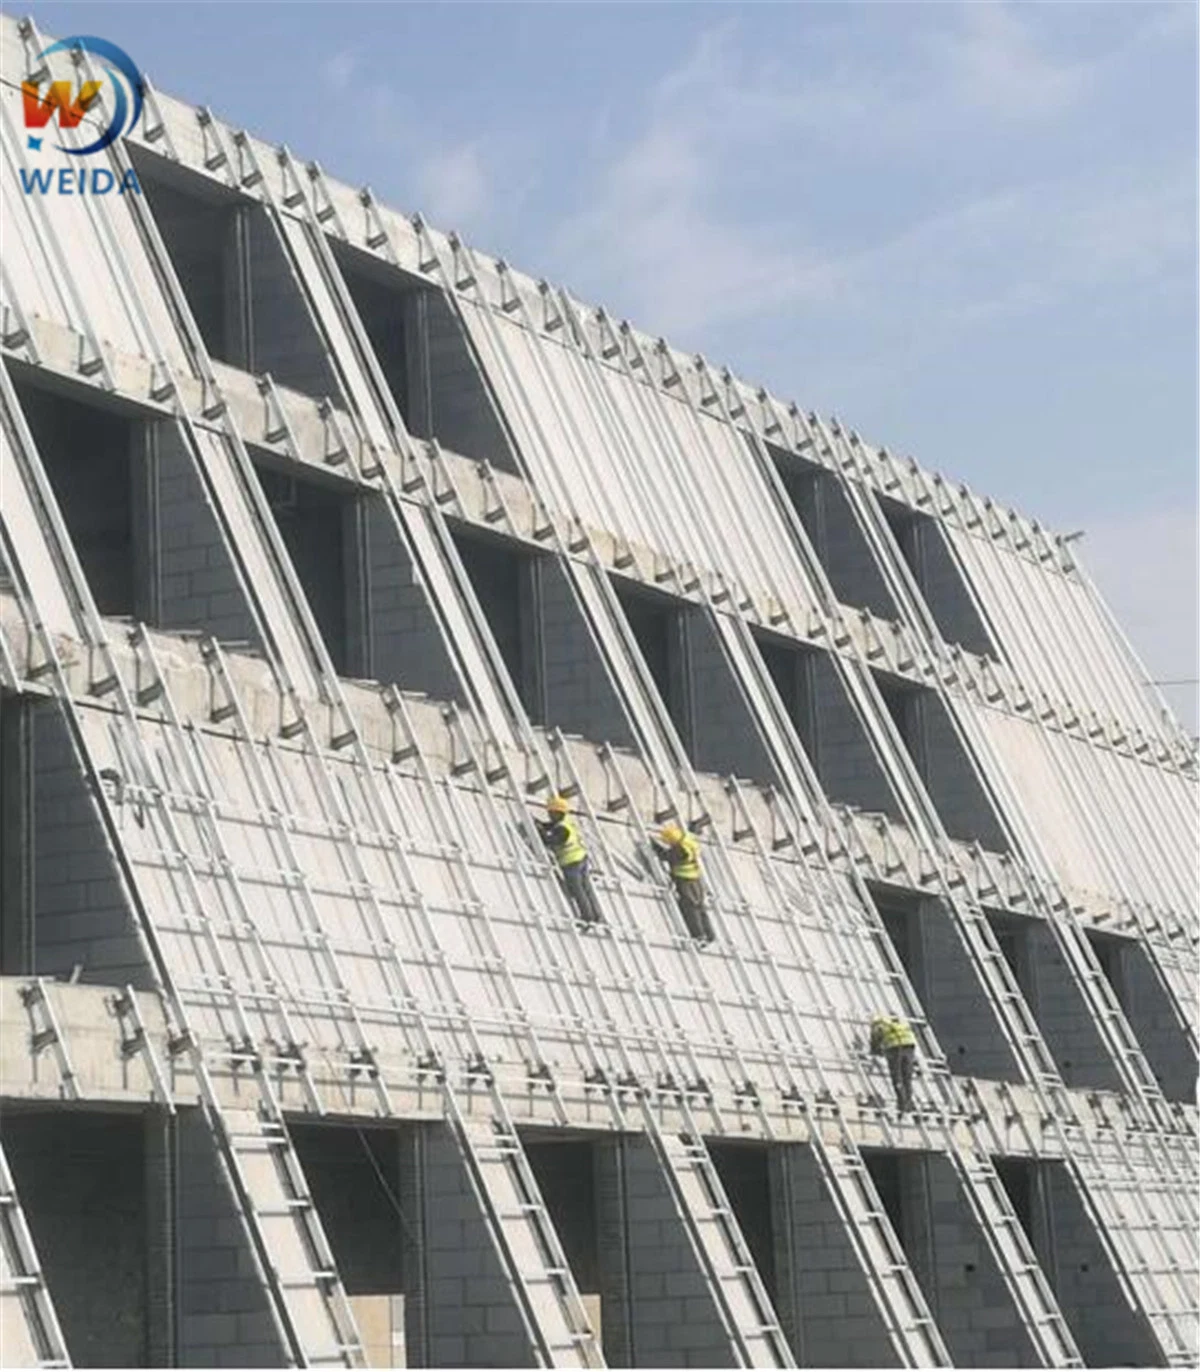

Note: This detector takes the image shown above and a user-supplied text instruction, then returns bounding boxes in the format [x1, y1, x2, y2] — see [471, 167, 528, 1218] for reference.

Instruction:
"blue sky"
[17, 1, 1200, 728]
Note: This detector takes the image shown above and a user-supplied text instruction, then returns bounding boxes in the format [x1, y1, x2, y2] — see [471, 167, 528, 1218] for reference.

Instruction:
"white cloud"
[1075, 504, 1199, 735]
[321, 50, 357, 94]
[832, 166, 1195, 334]
[546, 11, 1193, 357]
[416, 141, 488, 228]
[927, 1, 1093, 118]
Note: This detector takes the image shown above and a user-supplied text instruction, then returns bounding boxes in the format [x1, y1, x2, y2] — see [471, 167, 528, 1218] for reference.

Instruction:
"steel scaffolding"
[0, 14, 1196, 1369]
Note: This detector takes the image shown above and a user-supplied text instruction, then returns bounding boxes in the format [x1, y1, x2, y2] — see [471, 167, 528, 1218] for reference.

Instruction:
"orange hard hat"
[546, 795, 571, 815]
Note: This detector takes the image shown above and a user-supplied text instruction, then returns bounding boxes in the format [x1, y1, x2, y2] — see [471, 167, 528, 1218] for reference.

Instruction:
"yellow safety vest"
[670, 834, 701, 882]
[879, 1017, 916, 1050]
[551, 815, 586, 868]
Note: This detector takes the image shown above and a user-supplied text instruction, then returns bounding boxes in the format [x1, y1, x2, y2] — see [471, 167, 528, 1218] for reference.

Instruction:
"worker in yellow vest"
[651, 823, 715, 945]
[870, 1013, 917, 1112]
[537, 795, 604, 928]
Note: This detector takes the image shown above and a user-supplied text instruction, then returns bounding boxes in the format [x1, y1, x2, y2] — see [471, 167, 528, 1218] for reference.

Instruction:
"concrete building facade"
[0, 15, 1196, 1369]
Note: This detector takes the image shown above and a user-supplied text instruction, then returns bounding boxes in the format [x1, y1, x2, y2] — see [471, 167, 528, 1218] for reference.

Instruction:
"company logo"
[20, 35, 143, 196]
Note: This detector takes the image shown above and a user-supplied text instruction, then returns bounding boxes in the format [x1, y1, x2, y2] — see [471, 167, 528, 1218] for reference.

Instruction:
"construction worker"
[651, 822, 715, 945]
[537, 795, 604, 928]
[870, 1013, 917, 1112]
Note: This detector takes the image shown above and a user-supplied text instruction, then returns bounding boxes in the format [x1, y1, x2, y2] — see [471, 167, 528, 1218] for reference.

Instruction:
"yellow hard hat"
[546, 795, 571, 815]
[660, 823, 684, 844]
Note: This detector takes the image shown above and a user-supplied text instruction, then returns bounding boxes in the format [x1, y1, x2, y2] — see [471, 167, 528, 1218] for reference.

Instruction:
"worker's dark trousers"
[887, 1045, 915, 1111]
[562, 860, 604, 925]
[675, 878, 714, 943]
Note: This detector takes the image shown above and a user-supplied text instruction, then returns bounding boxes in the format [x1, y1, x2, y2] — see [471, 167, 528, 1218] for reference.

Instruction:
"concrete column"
[594, 1133, 735, 1369]
[769, 1143, 896, 1368]
[145, 1110, 177, 1367]
[0, 692, 34, 975]
[400, 1121, 533, 1368]
[175, 1108, 285, 1368]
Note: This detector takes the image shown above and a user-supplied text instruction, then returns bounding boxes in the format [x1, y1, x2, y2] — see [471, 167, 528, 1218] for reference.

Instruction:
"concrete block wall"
[809, 651, 902, 819]
[1042, 1161, 1159, 1367]
[30, 699, 150, 987]
[687, 612, 776, 785]
[918, 902, 1023, 1083]
[540, 558, 634, 749]
[401, 1121, 534, 1369]
[422, 291, 519, 474]
[917, 695, 1009, 852]
[175, 1108, 286, 1368]
[917, 521, 996, 659]
[1, 1108, 153, 1368]
[1120, 943, 1197, 1102]
[362, 499, 464, 704]
[244, 207, 341, 400]
[769, 1143, 896, 1367]
[1026, 924, 1123, 1091]
[155, 423, 260, 646]
[594, 1134, 735, 1369]
[901, 1152, 1039, 1367]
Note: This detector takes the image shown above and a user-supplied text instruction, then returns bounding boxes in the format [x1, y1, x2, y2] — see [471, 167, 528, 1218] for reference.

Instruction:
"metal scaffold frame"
[0, 24, 1195, 1368]
[388, 216, 1194, 1363]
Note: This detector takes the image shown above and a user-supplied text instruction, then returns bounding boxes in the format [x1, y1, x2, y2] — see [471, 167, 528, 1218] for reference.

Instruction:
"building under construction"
[0, 15, 1196, 1369]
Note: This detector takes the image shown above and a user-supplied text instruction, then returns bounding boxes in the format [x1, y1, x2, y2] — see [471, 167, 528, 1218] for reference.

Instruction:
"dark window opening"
[993, 1157, 1037, 1245]
[332, 243, 518, 474]
[523, 1139, 600, 1296]
[613, 580, 690, 747]
[2, 1110, 151, 1368]
[754, 631, 818, 763]
[985, 911, 1035, 1003]
[874, 673, 923, 770]
[862, 1151, 907, 1251]
[872, 672, 1009, 852]
[451, 527, 544, 722]
[15, 377, 147, 618]
[878, 495, 997, 659]
[132, 150, 337, 398]
[289, 1123, 405, 1297]
[708, 1142, 777, 1302]
[882, 501, 920, 573]
[254, 459, 358, 675]
[1086, 932, 1127, 1011]
[333, 246, 416, 425]
[869, 885, 923, 993]
[764, 440, 898, 619]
